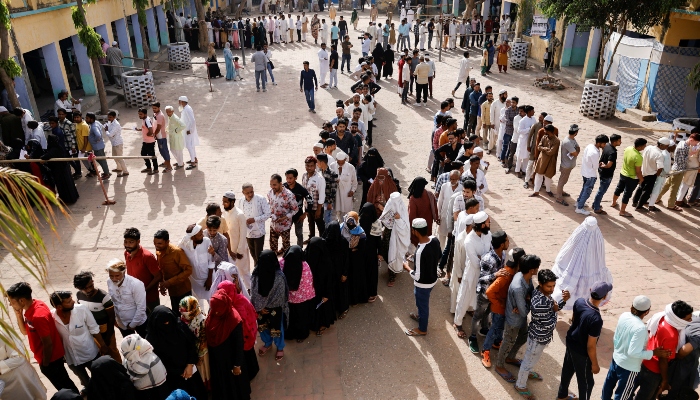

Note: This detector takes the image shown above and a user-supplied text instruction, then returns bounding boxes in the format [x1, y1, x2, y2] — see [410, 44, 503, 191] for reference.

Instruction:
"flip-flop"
[593, 209, 607, 215]
[275, 350, 284, 361]
[506, 358, 522, 367]
[528, 371, 543, 380]
[387, 280, 395, 287]
[619, 212, 634, 218]
[496, 369, 516, 383]
[405, 329, 427, 336]
[667, 206, 683, 212]
[442, 278, 450, 287]
[555, 199, 569, 206]
[258, 345, 271, 356]
[368, 296, 377, 303]
[409, 312, 419, 321]
[453, 324, 466, 338]
[514, 386, 536, 400]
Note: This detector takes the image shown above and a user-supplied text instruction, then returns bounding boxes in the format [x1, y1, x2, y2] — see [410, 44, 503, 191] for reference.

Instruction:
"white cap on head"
[412, 218, 428, 228]
[632, 295, 651, 312]
[178, 96, 189, 102]
[658, 137, 671, 145]
[223, 190, 236, 200]
[544, 115, 553, 122]
[498, 89, 507, 95]
[473, 147, 484, 153]
[464, 214, 474, 226]
[313, 142, 324, 149]
[336, 151, 348, 161]
[473, 211, 488, 224]
[112, 41, 118, 46]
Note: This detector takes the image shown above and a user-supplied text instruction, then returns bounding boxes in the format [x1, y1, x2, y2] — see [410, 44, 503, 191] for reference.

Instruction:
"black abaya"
[286, 300, 314, 340]
[207, 55, 223, 78]
[87, 356, 135, 400]
[357, 148, 385, 205]
[383, 48, 395, 78]
[304, 237, 336, 331]
[244, 348, 259, 381]
[42, 136, 79, 204]
[359, 202, 380, 298]
[208, 324, 251, 400]
[244, 24, 252, 48]
[347, 237, 368, 305]
[323, 222, 349, 315]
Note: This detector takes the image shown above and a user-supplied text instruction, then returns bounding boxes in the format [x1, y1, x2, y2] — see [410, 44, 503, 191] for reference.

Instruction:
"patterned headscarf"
[340, 212, 365, 249]
[178, 296, 207, 357]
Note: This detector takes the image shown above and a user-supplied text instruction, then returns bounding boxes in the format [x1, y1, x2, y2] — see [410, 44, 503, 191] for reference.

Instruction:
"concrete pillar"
[115, 18, 134, 67]
[13, 63, 33, 112]
[482, 0, 490, 18]
[560, 23, 576, 67]
[41, 42, 69, 99]
[131, 14, 145, 59]
[95, 24, 112, 46]
[502, 1, 510, 16]
[145, 8, 160, 53]
[70, 35, 97, 96]
[190, 0, 196, 18]
[581, 28, 602, 80]
[156, 5, 170, 46]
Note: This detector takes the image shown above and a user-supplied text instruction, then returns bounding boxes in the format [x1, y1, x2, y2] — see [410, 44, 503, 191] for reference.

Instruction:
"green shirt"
[621, 146, 643, 179]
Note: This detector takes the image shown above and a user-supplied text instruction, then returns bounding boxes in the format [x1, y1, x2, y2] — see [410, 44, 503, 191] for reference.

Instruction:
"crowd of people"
[2, 4, 700, 400]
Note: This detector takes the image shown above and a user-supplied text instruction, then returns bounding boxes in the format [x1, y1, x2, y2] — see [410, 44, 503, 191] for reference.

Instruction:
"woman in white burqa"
[551, 216, 613, 309]
[378, 191, 410, 287]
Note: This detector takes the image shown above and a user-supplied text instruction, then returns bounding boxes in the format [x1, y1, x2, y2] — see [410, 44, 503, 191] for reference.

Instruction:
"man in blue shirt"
[85, 112, 111, 179]
[398, 19, 410, 51]
[299, 61, 319, 113]
[468, 83, 482, 135]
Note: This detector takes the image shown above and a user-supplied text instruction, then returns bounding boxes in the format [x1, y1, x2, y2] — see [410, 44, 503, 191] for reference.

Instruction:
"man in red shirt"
[124, 227, 163, 312]
[633, 300, 693, 400]
[7, 281, 79, 393]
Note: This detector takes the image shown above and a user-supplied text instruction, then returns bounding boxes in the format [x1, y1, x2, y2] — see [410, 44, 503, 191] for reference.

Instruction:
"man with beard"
[105, 258, 148, 336]
[50, 290, 108, 391]
[221, 190, 250, 288]
[73, 271, 121, 362]
[284, 169, 311, 246]
[268, 173, 299, 256]
[123, 227, 162, 312]
[490, 89, 507, 156]
[154, 229, 193, 310]
[241, 183, 272, 263]
[180, 223, 215, 307]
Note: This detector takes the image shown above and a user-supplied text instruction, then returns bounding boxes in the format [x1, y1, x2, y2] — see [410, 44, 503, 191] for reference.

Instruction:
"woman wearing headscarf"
[40, 133, 79, 204]
[382, 44, 394, 79]
[486, 40, 495, 73]
[178, 296, 210, 389]
[323, 221, 350, 318]
[366, 167, 398, 217]
[146, 306, 207, 399]
[50, 389, 82, 400]
[218, 279, 259, 380]
[244, 20, 252, 48]
[304, 237, 337, 336]
[378, 191, 410, 287]
[25, 138, 54, 192]
[372, 42, 385, 80]
[342, 211, 369, 305]
[359, 202, 380, 302]
[357, 147, 385, 205]
[86, 355, 135, 400]
[207, 43, 223, 78]
[251, 250, 289, 361]
[407, 176, 437, 247]
[224, 42, 236, 80]
[120, 333, 169, 400]
[206, 289, 251, 400]
[311, 14, 321, 44]
[280, 245, 315, 342]
[0, 328, 47, 399]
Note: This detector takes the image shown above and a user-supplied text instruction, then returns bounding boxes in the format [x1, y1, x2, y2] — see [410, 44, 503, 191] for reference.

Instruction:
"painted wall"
[648, 11, 700, 47]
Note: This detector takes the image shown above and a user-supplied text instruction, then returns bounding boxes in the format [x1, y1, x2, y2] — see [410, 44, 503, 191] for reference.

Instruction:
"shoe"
[468, 336, 479, 354]
[111, 169, 122, 172]
[100, 173, 111, 180]
[148, 170, 158, 175]
[263, 88, 267, 92]
[257, 88, 260, 92]
[481, 350, 492, 368]
[311, 109, 316, 113]
[575, 208, 590, 215]
[632, 202, 638, 208]
[272, 82, 277, 85]
[141, 168, 152, 173]
[478, 327, 489, 337]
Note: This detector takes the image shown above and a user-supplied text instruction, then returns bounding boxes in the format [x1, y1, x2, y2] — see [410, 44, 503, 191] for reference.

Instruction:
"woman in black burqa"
[359, 202, 380, 302]
[305, 237, 337, 336]
[322, 221, 350, 319]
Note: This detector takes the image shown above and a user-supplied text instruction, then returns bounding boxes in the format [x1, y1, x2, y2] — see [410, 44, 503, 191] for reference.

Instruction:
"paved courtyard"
[2, 10, 699, 400]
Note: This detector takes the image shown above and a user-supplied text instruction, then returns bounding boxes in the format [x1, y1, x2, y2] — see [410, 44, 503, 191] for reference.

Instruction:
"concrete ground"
[2, 9, 698, 400]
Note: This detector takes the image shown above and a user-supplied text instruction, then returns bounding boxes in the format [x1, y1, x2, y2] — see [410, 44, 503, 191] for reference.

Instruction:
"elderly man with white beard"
[334, 151, 357, 220]
[180, 224, 215, 309]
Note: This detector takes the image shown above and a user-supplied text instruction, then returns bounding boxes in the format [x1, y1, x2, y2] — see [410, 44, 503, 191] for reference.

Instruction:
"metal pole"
[206, 60, 213, 92]
[0, 156, 158, 163]
[240, 28, 246, 66]
[90, 154, 115, 205]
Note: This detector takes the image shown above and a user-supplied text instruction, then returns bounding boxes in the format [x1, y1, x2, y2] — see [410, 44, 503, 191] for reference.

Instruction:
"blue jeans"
[592, 176, 613, 211]
[341, 54, 351, 72]
[414, 286, 432, 332]
[259, 313, 286, 350]
[156, 138, 170, 161]
[601, 359, 637, 400]
[438, 233, 454, 268]
[482, 312, 505, 351]
[254, 69, 267, 90]
[304, 89, 315, 110]
[265, 63, 275, 83]
[323, 205, 334, 225]
[500, 134, 512, 160]
[576, 176, 598, 209]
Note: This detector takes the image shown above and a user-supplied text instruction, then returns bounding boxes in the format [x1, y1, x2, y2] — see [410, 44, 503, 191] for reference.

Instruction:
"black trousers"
[247, 236, 265, 264]
[468, 114, 478, 135]
[506, 142, 518, 170]
[367, 119, 374, 146]
[409, 74, 416, 93]
[416, 83, 428, 103]
[632, 174, 657, 207]
[307, 208, 325, 237]
[614, 174, 639, 204]
[70, 152, 82, 175]
[141, 142, 157, 170]
[297, 29, 302, 41]
[428, 31, 433, 47]
[40, 358, 80, 393]
[557, 348, 595, 400]
[118, 322, 147, 339]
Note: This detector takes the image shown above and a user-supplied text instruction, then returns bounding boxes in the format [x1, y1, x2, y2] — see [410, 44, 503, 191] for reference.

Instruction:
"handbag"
[370, 219, 384, 236]
[268, 60, 275, 69]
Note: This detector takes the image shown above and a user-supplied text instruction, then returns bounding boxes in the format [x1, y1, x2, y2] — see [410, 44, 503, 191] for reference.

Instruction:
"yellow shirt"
[75, 121, 91, 152]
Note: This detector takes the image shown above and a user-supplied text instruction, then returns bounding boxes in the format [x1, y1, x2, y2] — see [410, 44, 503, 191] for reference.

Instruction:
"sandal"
[648, 206, 662, 212]
[405, 328, 426, 336]
[387, 278, 395, 287]
[496, 369, 516, 383]
[515, 386, 537, 400]
[409, 312, 419, 321]
[316, 327, 327, 337]
[667, 206, 683, 212]
[368, 296, 377, 303]
[593, 209, 607, 215]
[258, 345, 271, 356]
[186, 164, 197, 170]
[442, 278, 450, 287]
[453, 324, 466, 338]
[506, 358, 523, 367]
[275, 350, 284, 361]
[619, 212, 634, 218]
[528, 371, 543, 380]
[339, 310, 349, 320]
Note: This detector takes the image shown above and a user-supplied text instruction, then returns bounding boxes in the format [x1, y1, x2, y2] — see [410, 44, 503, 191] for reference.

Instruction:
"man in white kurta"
[406, 8, 414, 28]
[490, 90, 507, 153]
[453, 211, 492, 328]
[368, 22, 377, 49]
[222, 191, 252, 289]
[514, 107, 536, 176]
[419, 22, 427, 50]
[448, 20, 457, 49]
[321, 20, 329, 44]
[180, 224, 215, 308]
[437, 170, 461, 249]
[318, 43, 330, 87]
[334, 152, 357, 218]
[279, 17, 288, 43]
[178, 96, 199, 168]
[453, 52, 471, 96]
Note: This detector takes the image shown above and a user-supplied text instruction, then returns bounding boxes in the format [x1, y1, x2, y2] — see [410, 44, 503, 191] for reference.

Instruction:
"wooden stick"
[0, 156, 156, 164]
[615, 127, 689, 133]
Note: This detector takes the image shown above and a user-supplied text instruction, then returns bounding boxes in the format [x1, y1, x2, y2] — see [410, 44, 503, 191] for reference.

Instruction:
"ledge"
[10, 2, 77, 19]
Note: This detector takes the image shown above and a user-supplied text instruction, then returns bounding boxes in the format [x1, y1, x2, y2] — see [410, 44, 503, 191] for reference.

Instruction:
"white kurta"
[224, 206, 251, 289]
[456, 57, 471, 84]
[406, 9, 415, 27]
[437, 182, 461, 238]
[181, 104, 199, 146]
[449, 229, 468, 313]
[380, 192, 410, 274]
[516, 115, 535, 159]
[334, 162, 357, 213]
[321, 23, 328, 44]
[182, 237, 215, 302]
[0, 333, 47, 399]
[318, 48, 329, 84]
[453, 230, 492, 323]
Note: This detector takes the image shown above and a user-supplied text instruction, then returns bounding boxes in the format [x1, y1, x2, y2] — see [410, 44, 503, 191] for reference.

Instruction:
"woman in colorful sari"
[178, 296, 210, 390]
[311, 14, 321, 44]
[250, 250, 289, 361]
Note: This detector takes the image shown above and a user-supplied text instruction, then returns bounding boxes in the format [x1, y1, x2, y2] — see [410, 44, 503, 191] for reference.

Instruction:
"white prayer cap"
[336, 151, 348, 161]
[658, 137, 671, 145]
[223, 190, 236, 200]
[498, 89, 507, 95]
[464, 214, 474, 226]
[473, 146, 484, 153]
[412, 218, 427, 228]
[632, 295, 651, 312]
[473, 211, 488, 224]
[313, 142, 324, 149]
[544, 115, 554, 122]
[186, 224, 202, 238]
[112, 41, 118, 46]
[390, 191, 401, 200]
[105, 258, 126, 273]
[178, 96, 189, 102]
[165, 105, 174, 112]
[0, 106, 7, 112]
